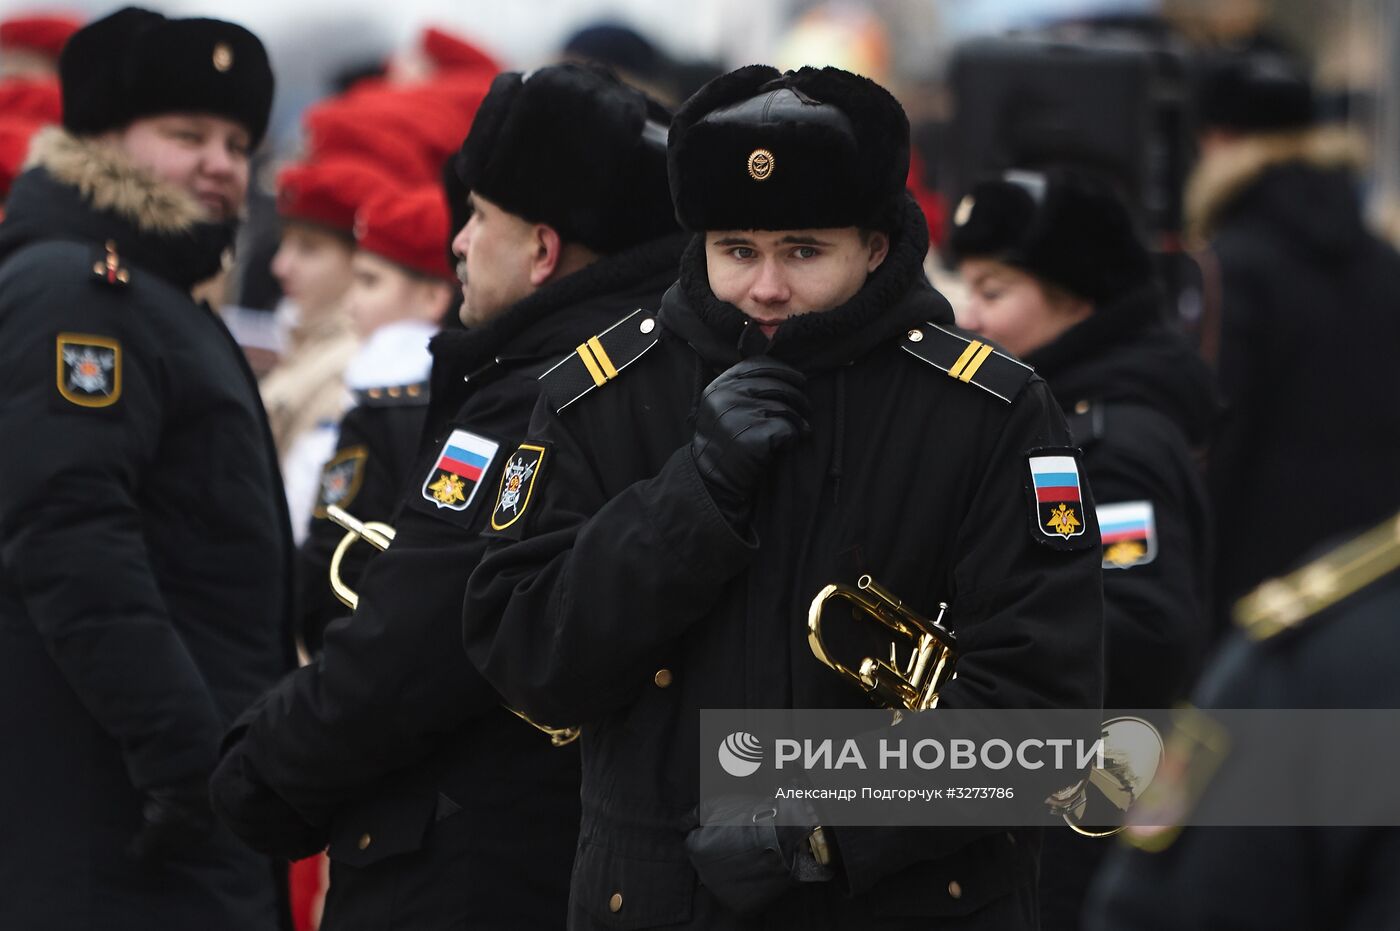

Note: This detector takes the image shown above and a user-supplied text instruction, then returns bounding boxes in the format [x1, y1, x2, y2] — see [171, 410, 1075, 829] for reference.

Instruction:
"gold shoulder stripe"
[1235, 510, 1400, 639]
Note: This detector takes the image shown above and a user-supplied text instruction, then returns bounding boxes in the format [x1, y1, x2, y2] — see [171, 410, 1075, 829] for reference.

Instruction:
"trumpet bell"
[1055, 715, 1165, 838]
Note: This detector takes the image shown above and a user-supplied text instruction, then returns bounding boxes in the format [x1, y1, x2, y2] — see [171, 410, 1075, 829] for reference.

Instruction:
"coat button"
[388, 386, 402, 398]
[1074, 399, 1090, 414]
[947, 880, 962, 899]
[654, 669, 673, 688]
[407, 385, 422, 397]
[358, 833, 372, 850]
[907, 329, 924, 342]
[609, 892, 623, 913]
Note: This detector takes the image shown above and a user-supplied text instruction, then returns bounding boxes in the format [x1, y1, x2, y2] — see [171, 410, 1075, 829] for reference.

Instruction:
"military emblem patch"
[491, 444, 546, 532]
[56, 333, 121, 408]
[1027, 451, 1090, 548]
[1098, 501, 1158, 569]
[314, 446, 368, 518]
[421, 429, 499, 512]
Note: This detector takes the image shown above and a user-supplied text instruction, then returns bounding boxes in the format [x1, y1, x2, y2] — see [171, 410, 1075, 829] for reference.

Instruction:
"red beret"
[276, 158, 400, 234]
[421, 26, 499, 75]
[0, 76, 61, 123]
[0, 13, 82, 58]
[339, 84, 476, 163]
[354, 186, 454, 282]
[0, 117, 42, 196]
[303, 102, 437, 184]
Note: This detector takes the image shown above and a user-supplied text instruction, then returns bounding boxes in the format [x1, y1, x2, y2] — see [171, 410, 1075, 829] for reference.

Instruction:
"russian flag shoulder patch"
[421, 428, 500, 512]
[1097, 500, 1158, 569]
[1025, 448, 1094, 551]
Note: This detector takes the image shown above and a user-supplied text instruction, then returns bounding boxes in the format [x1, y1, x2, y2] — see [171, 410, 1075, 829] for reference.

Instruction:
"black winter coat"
[1086, 523, 1400, 931]
[0, 129, 293, 930]
[211, 234, 689, 931]
[463, 201, 1105, 930]
[1027, 285, 1217, 931]
[1202, 150, 1400, 617]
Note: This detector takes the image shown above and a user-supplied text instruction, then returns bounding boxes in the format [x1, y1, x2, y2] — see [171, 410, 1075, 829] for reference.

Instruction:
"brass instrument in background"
[808, 575, 1162, 837]
[325, 506, 581, 748]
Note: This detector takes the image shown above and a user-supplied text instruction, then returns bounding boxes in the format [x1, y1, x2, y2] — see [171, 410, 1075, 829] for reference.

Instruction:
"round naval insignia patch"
[56, 333, 121, 408]
[491, 444, 546, 532]
[314, 446, 368, 518]
[747, 148, 775, 181]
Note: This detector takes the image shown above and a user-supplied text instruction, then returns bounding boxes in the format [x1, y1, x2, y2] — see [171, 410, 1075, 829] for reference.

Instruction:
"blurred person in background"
[0, 11, 80, 79]
[950, 167, 1216, 931]
[1189, 52, 1400, 628]
[262, 158, 391, 543]
[0, 8, 293, 930]
[211, 63, 684, 931]
[295, 185, 456, 654]
[1086, 509, 1400, 931]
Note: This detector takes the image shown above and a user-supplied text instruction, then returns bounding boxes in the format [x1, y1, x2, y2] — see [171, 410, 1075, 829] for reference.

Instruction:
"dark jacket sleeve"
[213, 380, 526, 836]
[0, 269, 224, 789]
[462, 395, 758, 725]
[836, 379, 1107, 894]
[296, 402, 423, 654]
[1089, 407, 1210, 708]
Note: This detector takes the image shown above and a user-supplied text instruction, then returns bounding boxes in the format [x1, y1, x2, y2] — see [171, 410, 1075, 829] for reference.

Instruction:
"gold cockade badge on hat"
[212, 42, 234, 72]
[747, 148, 774, 181]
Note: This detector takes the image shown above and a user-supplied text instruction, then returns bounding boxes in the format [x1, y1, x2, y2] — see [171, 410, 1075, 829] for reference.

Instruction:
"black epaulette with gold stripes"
[1234, 510, 1400, 641]
[538, 308, 660, 413]
[352, 381, 429, 408]
[901, 322, 1034, 403]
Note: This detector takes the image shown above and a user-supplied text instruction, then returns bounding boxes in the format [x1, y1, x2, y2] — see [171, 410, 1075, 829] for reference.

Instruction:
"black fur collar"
[662, 194, 948, 372]
[429, 231, 689, 376]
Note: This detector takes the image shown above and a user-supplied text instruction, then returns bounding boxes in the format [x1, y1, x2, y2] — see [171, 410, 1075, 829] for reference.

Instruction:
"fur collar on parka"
[0, 126, 234, 289]
[1185, 126, 1366, 244]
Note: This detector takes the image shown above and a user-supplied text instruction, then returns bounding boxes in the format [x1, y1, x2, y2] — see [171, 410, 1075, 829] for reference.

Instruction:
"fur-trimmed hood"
[24, 126, 209, 234]
[1186, 126, 1366, 245]
[0, 126, 234, 289]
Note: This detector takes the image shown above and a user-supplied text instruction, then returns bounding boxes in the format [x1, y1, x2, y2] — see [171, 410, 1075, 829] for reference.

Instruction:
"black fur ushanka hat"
[667, 65, 910, 233]
[454, 63, 677, 255]
[60, 7, 274, 147]
[948, 168, 1153, 305]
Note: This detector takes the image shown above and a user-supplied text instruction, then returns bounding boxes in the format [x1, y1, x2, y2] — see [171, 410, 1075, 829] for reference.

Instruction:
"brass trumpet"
[808, 575, 1161, 837]
[325, 506, 581, 748]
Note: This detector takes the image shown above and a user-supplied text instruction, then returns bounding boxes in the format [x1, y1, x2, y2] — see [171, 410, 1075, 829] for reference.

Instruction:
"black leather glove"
[685, 795, 836, 915]
[209, 731, 329, 861]
[128, 777, 215, 864]
[691, 356, 810, 522]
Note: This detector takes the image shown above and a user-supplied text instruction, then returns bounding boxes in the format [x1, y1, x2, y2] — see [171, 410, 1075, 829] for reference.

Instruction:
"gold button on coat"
[358, 833, 372, 850]
[654, 669, 673, 688]
[609, 892, 623, 912]
[947, 880, 962, 899]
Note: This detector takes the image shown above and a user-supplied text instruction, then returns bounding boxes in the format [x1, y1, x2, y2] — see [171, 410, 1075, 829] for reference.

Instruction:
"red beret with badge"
[354, 186, 455, 282]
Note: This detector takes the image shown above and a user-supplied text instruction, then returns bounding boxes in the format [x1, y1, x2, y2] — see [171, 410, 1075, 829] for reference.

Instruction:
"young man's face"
[344, 251, 446, 338]
[112, 113, 251, 222]
[450, 192, 539, 327]
[270, 222, 355, 321]
[704, 227, 889, 336]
